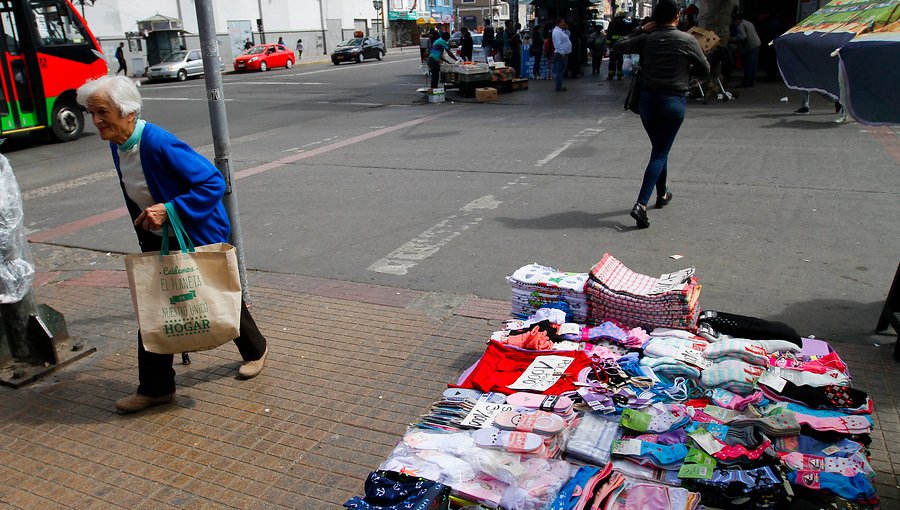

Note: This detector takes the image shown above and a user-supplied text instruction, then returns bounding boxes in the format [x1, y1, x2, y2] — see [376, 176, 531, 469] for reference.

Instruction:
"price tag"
[758, 370, 787, 392]
[507, 355, 575, 391]
[648, 267, 695, 295]
[678, 463, 714, 479]
[620, 409, 652, 432]
[612, 439, 643, 456]
[689, 430, 724, 455]
[821, 445, 841, 456]
[460, 401, 515, 428]
[674, 345, 712, 369]
[685, 447, 717, 466]
[703, 405, 741, 423]
[558, 323, 582, 336]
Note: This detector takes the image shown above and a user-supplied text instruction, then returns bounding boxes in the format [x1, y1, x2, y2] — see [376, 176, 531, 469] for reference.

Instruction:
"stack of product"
[344, 254, 880, 510]
[507, 263, 588, 323]
[585, 253, 702, 331]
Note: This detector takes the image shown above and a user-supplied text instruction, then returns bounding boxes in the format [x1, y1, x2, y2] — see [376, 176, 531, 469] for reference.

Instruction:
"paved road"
[6, 51, 900, 345]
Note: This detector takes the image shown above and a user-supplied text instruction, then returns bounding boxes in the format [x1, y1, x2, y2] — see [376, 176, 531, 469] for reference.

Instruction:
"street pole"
[257, 0, 266, 44]
[193, 0, 250, 301]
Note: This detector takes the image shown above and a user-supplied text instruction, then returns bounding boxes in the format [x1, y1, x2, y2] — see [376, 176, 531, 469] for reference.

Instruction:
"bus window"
[28, 0, 87, 46]
[1, 8, 19, 54]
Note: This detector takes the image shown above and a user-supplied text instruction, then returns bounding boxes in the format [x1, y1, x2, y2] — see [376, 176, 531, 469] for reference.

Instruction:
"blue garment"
[637, 91, 686, 206]
[553, 53, 568, 91]
[110, 122, 229, 246]
[549, 464, 600, 510]
[429, 38, 449, 61]
[344, 470, 450, 510]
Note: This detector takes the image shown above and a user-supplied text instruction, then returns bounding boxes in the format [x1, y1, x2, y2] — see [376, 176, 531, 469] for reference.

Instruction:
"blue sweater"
[110, 122, 229, 247]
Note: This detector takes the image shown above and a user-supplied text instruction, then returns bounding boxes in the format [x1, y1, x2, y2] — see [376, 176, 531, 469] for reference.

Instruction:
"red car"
[233, 43, 296, 72]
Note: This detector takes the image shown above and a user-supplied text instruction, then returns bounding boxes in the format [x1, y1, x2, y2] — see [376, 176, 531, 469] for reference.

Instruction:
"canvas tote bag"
[125, 203, 241, 354]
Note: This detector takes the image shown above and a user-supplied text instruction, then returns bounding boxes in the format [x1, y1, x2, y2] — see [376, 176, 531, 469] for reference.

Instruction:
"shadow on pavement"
[763, 297, 885, 345]
[495, 210, 637, 231]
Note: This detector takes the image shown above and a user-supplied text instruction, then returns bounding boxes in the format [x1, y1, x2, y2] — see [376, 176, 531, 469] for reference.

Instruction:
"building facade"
[78, 0, 391, 74]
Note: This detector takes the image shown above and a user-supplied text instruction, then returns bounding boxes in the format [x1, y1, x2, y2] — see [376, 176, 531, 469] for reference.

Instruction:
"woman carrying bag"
[76, 76, 268, 414]
[611, 0, 709, 229]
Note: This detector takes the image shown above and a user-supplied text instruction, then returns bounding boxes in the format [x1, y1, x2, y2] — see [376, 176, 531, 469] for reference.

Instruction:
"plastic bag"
[0, 153, 34, 303]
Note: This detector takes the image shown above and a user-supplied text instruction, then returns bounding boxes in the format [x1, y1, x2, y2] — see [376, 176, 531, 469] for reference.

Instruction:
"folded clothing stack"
[508, 263, 589, 323]
[585, 253, 701, 331]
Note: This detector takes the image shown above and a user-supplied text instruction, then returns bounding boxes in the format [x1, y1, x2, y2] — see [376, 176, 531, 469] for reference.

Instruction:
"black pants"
[428, 58, 441, 88]
[116, 60, 127, 75]
[135, 234, 267, 397]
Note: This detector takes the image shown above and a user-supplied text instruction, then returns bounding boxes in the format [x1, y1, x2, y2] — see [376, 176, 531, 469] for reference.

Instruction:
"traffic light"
[256, 18, 264, 33]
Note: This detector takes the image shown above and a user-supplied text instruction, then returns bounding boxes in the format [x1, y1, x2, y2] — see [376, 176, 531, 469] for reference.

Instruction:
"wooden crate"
[511, 78, 529, 91]
[475, 87, 498, 102]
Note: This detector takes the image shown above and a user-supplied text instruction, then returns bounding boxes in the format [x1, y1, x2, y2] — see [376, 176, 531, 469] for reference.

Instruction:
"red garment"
[451, 340, 594, 395]
[503, 325, 554, 350]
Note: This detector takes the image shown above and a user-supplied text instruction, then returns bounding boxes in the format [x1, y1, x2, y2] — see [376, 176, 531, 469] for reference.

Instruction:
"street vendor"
[427, 31, 458, 90]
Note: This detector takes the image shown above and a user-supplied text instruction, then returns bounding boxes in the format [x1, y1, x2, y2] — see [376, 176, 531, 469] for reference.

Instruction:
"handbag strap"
[160, 202, 196, 255]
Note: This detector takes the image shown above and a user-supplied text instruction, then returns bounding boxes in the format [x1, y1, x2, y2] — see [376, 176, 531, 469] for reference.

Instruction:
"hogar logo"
[164, 319, 211, 336]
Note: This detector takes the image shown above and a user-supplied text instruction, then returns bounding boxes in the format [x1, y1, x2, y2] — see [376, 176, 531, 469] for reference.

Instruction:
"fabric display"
[508, 263, 588, 323]
[346, 254, 881, 510]
[585, 253, 702, 331]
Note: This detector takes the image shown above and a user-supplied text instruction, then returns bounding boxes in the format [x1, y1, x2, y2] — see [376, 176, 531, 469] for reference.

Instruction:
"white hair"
[76, 75, 142, 117]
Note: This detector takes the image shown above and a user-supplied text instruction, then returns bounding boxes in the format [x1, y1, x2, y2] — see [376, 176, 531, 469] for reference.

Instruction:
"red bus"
[0, 0, 106, 142]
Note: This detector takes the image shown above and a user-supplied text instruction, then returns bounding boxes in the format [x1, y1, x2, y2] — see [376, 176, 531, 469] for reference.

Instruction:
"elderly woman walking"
[76, 76, 268, 413]
[612, 0, 709, 229]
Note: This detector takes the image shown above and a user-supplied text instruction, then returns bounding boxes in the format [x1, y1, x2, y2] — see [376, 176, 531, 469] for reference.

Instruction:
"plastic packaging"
[0, 153, 34, 303]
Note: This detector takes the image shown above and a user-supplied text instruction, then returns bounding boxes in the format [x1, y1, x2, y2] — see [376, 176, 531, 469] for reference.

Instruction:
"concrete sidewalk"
[1, 243, 898, 509]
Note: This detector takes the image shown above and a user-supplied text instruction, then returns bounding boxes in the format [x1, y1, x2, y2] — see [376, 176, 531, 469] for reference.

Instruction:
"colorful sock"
[794, 413, 872, 434]
[787, 470, 877, 502]
[773, 382, 869, 411]
[704, 338, 770, 366]
[781, 403, 874, 427]
[779, 452, 875, 478]
[774, 435, 864, 458]
[640, 356, 702, 380]
[730, 412, 802, 437]
[702, 359, 764, 394]
[708, 387, 763, 410]
[685, 421, 730, 440]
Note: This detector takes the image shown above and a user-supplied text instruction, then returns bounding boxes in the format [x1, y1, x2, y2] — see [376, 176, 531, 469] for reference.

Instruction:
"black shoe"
[555, 87, 567, 92]
[630, 204, 650, 228]
[793, 106, 810, 115]
[606, 76, 614, 81]
[654, 191, 673, 209]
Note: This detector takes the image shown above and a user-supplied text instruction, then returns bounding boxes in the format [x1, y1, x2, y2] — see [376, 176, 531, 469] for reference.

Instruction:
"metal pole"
[318, 0, 328, 53]
[257, 0, 266, 44]
[193, 0, 250, 301]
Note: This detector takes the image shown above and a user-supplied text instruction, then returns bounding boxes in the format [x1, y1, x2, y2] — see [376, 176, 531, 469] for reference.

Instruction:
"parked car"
[331, 37, 385, 65]
[453, 33, 485, 62]
[146, 50, 223, 82]
[233, 44, 295, 72]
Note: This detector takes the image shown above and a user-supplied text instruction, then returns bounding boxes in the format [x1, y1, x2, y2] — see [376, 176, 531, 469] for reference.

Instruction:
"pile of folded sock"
[507, 263, 589, 323]
[584, 253, 702, 331]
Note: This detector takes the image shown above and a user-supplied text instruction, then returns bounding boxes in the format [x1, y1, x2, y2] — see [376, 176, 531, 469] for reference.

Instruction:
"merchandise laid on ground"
[441, 61, 528, 98]
[343, 253, 880, 510]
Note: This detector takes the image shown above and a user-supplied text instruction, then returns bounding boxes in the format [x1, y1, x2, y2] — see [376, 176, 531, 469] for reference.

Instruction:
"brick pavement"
[1, 266, 899, 508]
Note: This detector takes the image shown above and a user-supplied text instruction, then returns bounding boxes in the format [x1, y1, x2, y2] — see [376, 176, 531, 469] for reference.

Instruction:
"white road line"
[22, 169, 117, 200]
[368, 194, 502, 275]
[141, 97, 234, 101]
[535, 141, 574, 167]
[285, 57, 421, 76]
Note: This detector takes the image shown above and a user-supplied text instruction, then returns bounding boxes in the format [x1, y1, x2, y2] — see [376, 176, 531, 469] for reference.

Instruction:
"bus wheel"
[51, 100, 84, 142]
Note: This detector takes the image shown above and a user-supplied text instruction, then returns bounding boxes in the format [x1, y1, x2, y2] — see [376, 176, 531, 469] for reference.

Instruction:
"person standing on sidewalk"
[551, 18, 572, 92]
[427, 31, 457, 90]
[75, 76, 269, 413]
[295, 38, 304, 60]
[731, 13, 761, 88]
[588, 25, 607, 76]
[460, 27, 473, 62]
[482, 19, 495, 62]
[114, 42, 127, 76]
[611, 0, 709, 229]
[606, 11, 631, 80]
[530, 24, 543, 78]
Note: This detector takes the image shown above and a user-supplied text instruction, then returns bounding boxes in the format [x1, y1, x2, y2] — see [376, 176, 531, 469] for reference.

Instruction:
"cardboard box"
[427, 88, 445, 103]
[512, 78, 529, 91]
[475, 87, 497, 102]
[688, 27, 720, 54]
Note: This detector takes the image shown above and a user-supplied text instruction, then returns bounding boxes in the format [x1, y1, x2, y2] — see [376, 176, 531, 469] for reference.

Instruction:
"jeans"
[741, 47, 759, 86]
[428, 57, 441, 88]
[636, 90, 687, 206]
[553, 53, 568, 90]
[135, 234, 267, 397]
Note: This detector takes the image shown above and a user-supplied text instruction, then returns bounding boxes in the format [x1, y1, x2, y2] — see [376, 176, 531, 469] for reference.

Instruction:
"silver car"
[146, 49, 224, 81]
